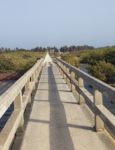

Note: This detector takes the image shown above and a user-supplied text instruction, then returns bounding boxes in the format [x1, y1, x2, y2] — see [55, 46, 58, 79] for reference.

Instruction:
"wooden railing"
[0, 58, 44, 150]
[54, 58, 115, 135]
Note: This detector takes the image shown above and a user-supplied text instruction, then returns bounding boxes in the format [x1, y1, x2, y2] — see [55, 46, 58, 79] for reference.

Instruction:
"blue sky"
[0, 0, 115, 49]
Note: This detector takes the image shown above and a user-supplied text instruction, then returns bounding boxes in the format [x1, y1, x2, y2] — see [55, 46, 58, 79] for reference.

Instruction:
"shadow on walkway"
[12, 64, 95, 150]
[47, 66, 75, 150]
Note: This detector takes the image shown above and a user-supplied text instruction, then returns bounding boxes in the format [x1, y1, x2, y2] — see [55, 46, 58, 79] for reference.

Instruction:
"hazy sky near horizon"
[0, 0, 115, 49]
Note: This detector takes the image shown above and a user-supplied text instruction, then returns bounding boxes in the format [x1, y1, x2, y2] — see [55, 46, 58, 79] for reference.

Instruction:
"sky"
[0, 0, 115, 49]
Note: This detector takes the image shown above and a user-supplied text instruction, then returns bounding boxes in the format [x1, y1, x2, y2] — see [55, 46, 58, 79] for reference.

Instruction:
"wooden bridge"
[0, 54, 115, 150]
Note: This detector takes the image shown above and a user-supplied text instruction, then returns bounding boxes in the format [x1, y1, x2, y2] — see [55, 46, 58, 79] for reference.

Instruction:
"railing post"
[60, 63, 64, 76]
[31, 73, 35, 91]
[59, 62, 62, 73]
[71, 71, 76, 92]
[25, 80, 31, 108]
[78, 77, 85, 105]
[31, 73, 35, 82]
[25, 80, 30, 91]
[35, 69, 37, 78]
[57, 63, 60, 72]
[63, 65, 66, 79]
[66, 67, 70, 84]
[27, 97, 31, 108]
[62, 64, 64, 78]
[39, 63, 42, 77]
[14, 91, 24, 135]
[94, 89, 104, 132]
[58, 62, 61, 72]
[36, 69, 39, 82]
[35, 68, 39, 89]
[37, 66, 40, 80]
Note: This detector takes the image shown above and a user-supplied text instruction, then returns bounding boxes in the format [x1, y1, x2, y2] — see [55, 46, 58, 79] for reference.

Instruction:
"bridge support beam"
[94, 89, 104, 132]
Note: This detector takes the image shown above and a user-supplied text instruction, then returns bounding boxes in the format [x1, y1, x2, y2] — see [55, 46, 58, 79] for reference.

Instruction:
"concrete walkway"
[12, 54, 115, 150]
[43, 53, 52, 65]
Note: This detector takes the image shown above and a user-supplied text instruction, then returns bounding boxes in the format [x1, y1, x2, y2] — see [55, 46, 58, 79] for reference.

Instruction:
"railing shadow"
[12, 63, 95, 150]
[47, 65, 75, 150]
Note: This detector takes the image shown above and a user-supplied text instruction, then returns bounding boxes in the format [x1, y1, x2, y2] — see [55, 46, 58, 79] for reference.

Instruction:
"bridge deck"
[12, 57, 115, 150]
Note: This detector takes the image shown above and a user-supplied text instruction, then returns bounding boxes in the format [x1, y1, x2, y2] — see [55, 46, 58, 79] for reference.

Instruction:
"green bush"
[50, 52, 60, 58]
[61, 54, 80, 68]
[80, 52, 90, 63]
[0, 56, 16, 73]
[80, 47, 115, 65]
[79, 47, 115, 82]
[87, 61, 115, 81]
[70, 50, 91, 58]
[0, 52, 46, 75]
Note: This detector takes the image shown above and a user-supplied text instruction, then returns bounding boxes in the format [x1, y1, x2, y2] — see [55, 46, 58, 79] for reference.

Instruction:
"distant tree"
[7, 48, 11, 53]
[47, 47, 50, 52]
[0, 49, 3, 54]
[16, 47, 19, 51]
[39, 47, 42, 52]
[1, 47, 4, 51]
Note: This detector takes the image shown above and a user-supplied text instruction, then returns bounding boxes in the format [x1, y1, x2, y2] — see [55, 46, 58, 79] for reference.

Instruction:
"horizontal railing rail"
[54, 57, 115, 136]
[0, 58, 44, 150]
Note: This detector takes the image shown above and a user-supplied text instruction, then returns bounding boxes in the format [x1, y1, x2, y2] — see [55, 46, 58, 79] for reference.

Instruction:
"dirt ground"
[0, 73, 19, 81]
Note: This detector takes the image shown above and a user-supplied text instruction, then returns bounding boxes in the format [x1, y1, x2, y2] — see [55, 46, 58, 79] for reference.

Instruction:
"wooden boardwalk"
[12, 55, 115, 150]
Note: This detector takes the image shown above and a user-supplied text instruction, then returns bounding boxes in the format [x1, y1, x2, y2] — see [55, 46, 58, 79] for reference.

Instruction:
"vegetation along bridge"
[0, 53, 115, 150]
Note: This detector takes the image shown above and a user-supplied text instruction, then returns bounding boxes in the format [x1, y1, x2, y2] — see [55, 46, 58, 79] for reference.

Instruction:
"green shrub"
[61, 54, 80, 68]
[87, 61, 115, 81]
[0, 52, 46, 75]
[50, 52, 60, 58]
